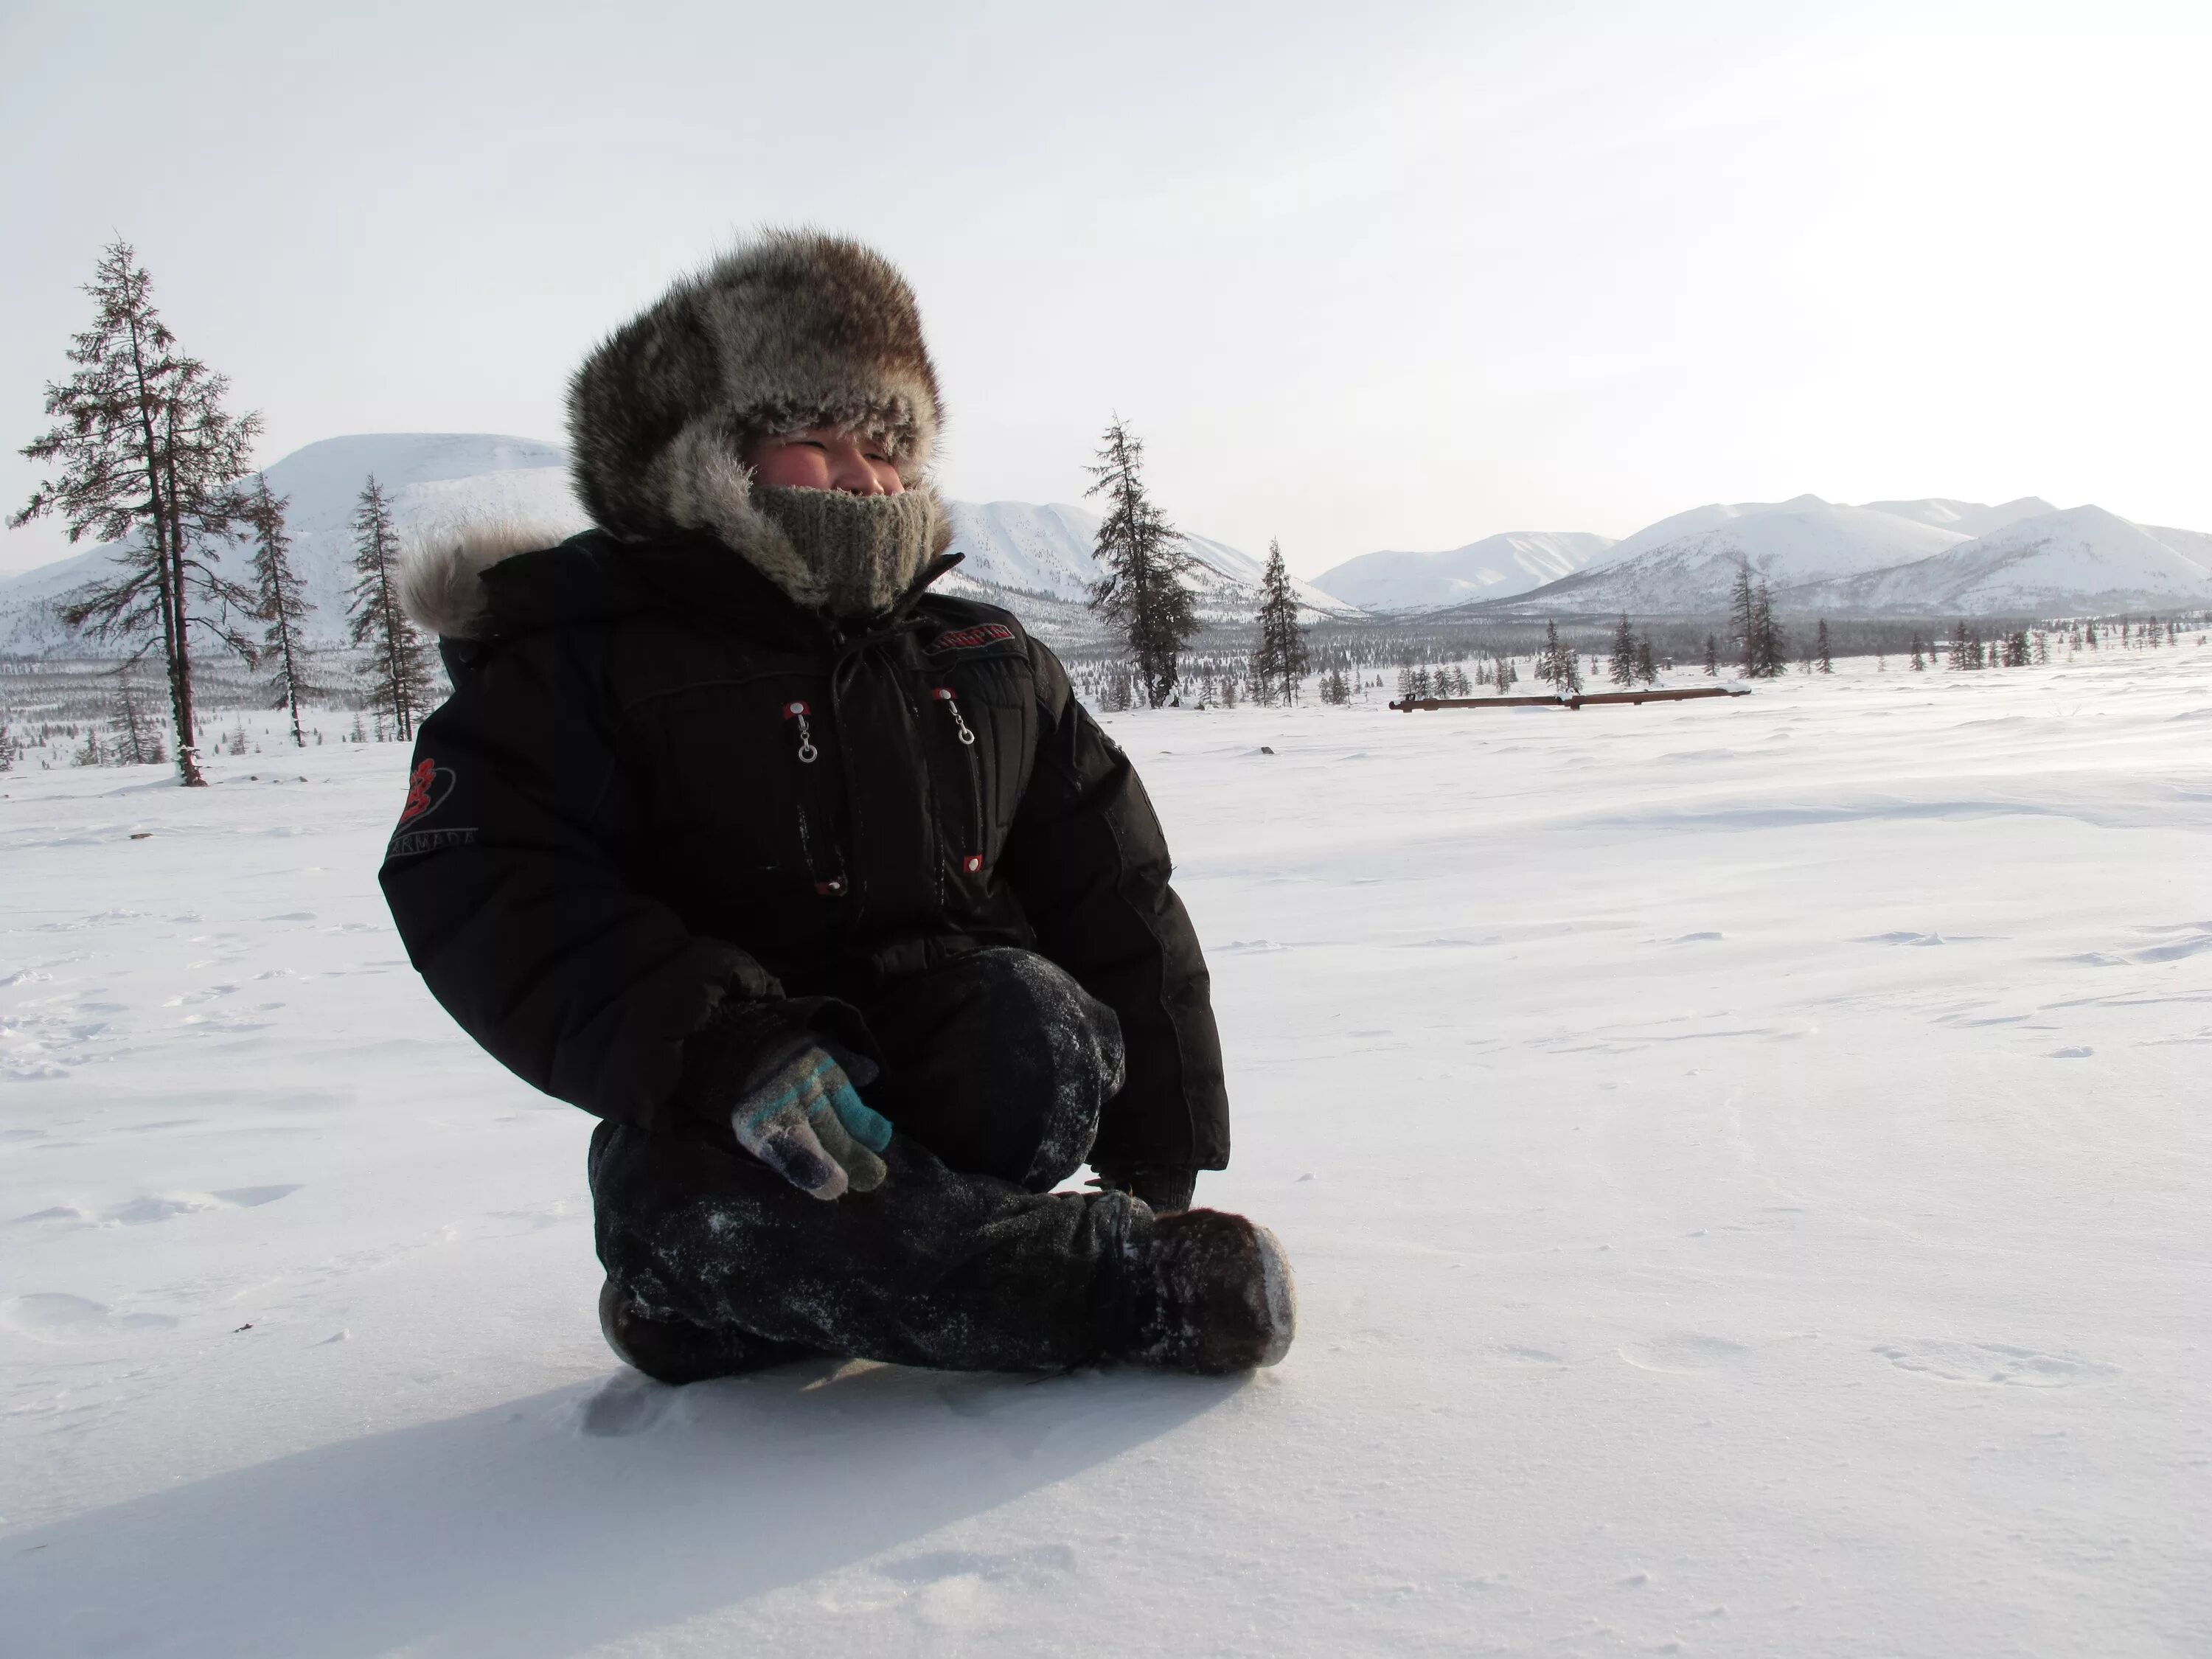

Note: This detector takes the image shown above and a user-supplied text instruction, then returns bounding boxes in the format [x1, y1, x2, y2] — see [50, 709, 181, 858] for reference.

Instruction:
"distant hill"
[938, 500, 1357, 625]
[0, 434, 582, 655]
[1790, 505, 2212, 616]
[1312, 532, 1615, 613]
[0, 434, 1360, 656]
[1441, 493, 2212, 619]
[1857, 497, 2056, 538]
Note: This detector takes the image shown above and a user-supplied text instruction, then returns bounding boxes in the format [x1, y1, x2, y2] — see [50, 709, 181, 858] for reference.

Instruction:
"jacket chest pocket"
[915, 663, 1029, 890]
[649, 683, 851, 904]
[777, 697, 851, 897]
[925, 685, 988, 879]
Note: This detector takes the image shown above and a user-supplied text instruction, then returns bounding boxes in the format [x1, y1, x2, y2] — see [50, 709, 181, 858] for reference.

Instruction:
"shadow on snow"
[10, 1359, 1239, 1658]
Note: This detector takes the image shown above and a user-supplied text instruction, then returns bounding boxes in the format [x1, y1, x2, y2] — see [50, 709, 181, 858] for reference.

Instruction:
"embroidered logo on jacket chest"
[926, 622, 1016, 655]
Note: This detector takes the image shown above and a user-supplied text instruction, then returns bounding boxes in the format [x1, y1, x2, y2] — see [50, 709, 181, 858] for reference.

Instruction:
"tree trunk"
[125, 316, 204, 785]
[161, 437, 205, 783]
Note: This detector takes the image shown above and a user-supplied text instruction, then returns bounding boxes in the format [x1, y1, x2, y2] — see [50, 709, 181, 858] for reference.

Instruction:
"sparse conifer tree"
[1250, 539, 1310, 706]
[1540, 621, 1583, 695]
[1085, 419, 1197, 708]
[347, 476, 435, 742]
[13, 241, 262, 786]
[1733, 576, 1787, 678]
[1815, 619, 1833, 673]
[1729, 563, 1759, 677]
[1634, 636, 1658, 686]
[1910, 633, 1926, 670]
[1609, 614, 1637, 686]
[108, 671, 166, 765]
[1702, 634, 1719, 676]
[245, 477, 324, 747]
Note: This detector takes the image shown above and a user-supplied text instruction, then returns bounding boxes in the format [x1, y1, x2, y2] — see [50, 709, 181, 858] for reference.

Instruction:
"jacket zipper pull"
[931, 687, 977, 746]
[932, 688, 985, 875]
[782, 700, 819, 764]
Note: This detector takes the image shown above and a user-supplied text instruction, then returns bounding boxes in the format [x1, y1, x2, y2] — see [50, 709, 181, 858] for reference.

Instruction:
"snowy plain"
[4, 644, 2209, 1658]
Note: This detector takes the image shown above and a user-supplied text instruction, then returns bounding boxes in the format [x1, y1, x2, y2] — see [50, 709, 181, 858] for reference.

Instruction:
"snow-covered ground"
[4, 646, 2208, 1658]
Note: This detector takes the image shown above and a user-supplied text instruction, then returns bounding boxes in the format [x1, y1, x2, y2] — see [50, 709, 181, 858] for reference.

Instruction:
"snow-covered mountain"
[937, 500, 1358, 622]
[0, 434, 1359, 655]
[1310, 532, 1616, 613]
[1857, 497, 2056, 538]
[1451, 493, 2177, 624]
[0, 434, 585, 655]
[1326, 498, 2087, 619]
[1790, 505, 2212, 616]
[1596, 494, 1964, 576]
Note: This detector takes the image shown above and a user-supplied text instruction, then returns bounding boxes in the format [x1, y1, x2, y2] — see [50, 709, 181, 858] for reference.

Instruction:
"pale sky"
[4, 0, 2208, 579]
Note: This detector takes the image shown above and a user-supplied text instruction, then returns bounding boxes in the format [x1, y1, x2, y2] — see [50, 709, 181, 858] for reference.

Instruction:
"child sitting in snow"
[379, 232, 1293, 1380]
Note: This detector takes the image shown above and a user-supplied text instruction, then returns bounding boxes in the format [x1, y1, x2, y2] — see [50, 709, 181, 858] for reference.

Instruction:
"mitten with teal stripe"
[731, 1047, 892, 1200]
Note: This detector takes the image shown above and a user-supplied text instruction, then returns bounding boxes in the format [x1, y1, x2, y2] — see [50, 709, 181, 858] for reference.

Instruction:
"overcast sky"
[4, 0, 2208, 578]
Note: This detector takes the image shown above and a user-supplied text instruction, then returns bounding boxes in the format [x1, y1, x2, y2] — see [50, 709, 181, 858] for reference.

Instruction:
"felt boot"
[1124, 1209, 1296, 1374]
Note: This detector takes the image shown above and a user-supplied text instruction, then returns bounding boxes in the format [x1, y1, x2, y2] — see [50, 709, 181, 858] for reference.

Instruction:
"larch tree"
[1730, 564, 1787, 679]
[244, 477, 324, 747]
[108, 669, 165, 765]
[1540, 619, 1582, 695]
[1250, 539, 1311, 705]
[13, 241, 262, 785]
[1086, 418, 1198, 708]
[1729, 563, 1759, 676]
[347, 476, 435, 741]
[1751, 580, 1788, 678]
[1608, 614, 1638, 686]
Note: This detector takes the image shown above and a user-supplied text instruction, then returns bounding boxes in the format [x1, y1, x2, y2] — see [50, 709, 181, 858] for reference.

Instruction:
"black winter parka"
[378, 529, 1228, 1178]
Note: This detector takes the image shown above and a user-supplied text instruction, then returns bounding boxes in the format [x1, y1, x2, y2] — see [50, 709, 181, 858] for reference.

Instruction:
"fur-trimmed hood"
[402, 231, 952, 639]
[400, 518, 579, 641]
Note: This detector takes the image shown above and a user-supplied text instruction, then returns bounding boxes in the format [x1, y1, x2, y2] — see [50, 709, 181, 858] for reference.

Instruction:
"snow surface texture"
[5, 647, 2211, 1657]
[0, 436, 1357, 655]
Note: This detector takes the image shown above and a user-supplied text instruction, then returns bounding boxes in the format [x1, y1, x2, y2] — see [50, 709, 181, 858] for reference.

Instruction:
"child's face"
[743, 426, 905, 496]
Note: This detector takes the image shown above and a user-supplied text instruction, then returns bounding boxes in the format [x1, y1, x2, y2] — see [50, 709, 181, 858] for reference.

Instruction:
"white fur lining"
[400, 515, 585, 639]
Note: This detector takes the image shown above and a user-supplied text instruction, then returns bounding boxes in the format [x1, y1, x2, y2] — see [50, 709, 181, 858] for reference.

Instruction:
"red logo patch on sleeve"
[398, 757, 454, 827]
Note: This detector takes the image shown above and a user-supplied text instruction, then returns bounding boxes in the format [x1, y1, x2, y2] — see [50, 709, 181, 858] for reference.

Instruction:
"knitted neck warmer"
[748, 486, 942, 618]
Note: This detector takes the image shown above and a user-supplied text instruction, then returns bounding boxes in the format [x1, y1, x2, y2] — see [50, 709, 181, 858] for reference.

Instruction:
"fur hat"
[400, 231, 949, 637]
[566, 229, 945, 547]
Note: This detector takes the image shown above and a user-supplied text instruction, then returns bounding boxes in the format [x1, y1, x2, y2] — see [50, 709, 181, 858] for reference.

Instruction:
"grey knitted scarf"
[748, 487, 944, 619]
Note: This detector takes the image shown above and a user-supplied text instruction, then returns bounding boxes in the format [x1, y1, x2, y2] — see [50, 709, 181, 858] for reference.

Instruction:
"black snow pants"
[588, 947, 1155, 1372]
